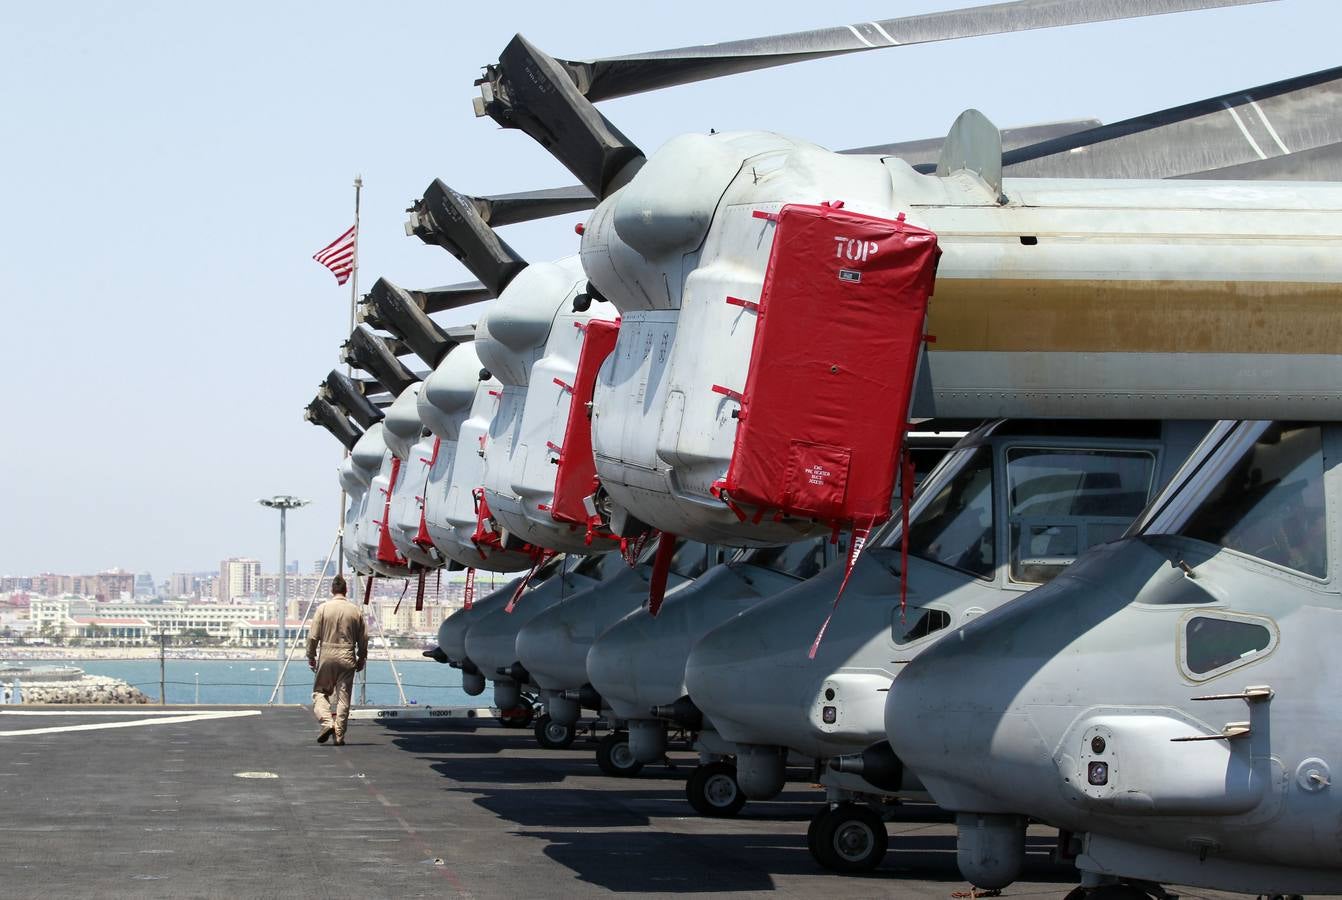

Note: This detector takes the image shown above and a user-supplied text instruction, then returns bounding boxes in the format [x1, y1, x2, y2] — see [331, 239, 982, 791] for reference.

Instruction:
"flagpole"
[337, 174, 363, 577]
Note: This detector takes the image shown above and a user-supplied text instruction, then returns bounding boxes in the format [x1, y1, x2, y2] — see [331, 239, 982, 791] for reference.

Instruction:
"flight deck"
[0, 706, 1249, 899]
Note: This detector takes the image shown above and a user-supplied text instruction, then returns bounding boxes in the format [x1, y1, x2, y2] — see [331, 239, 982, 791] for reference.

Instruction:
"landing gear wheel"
[686, 761, 747, 818]
[499, 704, 534, 729]
[806, 805, 828, 856]
[596, 731, 644, 777]
[534, 714, 576, 750]
[810, 802, 888, 873]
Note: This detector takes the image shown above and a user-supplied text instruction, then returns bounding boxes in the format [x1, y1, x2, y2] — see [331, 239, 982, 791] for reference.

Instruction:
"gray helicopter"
[462, 550, 633, 724]
[577, 432, 957, 785]
[463, 9, 1342, 892]
[512, 537, 721, 759]
[586, 538, 835, 784]
[681, 419, 1207, 866]
[886, 420, 1342, 897]
[434, 560, 555, 702]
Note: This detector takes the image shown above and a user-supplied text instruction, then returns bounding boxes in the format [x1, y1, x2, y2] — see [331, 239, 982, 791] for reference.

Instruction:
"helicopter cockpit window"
[892, 607, 951, 645]
[742, 538, 830, 579]
[1181, 613, 1276, 678]
[1177, 425, 1327, 578]
[668, 541, 715, 580]
[1006, 448, 1156, 584]
[573, 550, 629, 581]
[905, 447, 996, 579]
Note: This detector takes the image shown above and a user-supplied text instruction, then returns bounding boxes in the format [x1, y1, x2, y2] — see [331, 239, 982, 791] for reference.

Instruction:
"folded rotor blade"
[417, 281, 494, 315]
[473, 184, 596, 226]
[996, 65, 1342, 179]
[566, 0, 1274, 103]
[406, 179, 529, 296]
[321, 370, 384, 428]
[304, 397, 363, 451]
[1180, 141, 1342, 181]
[342, 326, 419, 397]
[359, 278, 461, 368]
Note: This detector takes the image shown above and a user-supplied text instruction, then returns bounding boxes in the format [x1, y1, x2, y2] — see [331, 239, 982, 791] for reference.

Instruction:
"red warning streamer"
[505, 551, 556, 614]
[463, 568, 476, 610]
[808, 519, 874, 660]
[646, 532, 678, 617]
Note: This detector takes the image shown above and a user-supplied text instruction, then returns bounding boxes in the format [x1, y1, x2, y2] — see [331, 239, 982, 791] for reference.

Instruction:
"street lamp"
[257, 496, 309, 688]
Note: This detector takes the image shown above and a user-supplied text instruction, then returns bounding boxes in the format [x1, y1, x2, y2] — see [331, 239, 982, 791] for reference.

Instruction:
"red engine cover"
[550, 318, 620, 530]
[718, 203, 939, 528]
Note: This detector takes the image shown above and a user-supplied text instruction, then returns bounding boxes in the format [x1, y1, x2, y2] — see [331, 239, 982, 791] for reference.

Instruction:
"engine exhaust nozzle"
[650, 695, 703, 730]
[421, 646, 450, 664]
[829, 740, 904, 792]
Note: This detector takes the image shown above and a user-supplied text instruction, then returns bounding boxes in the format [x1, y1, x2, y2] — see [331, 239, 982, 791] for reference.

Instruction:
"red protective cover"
[377, 457, 407, 565]
[550, 319, 620, 529]
[718, 203, 939, 528]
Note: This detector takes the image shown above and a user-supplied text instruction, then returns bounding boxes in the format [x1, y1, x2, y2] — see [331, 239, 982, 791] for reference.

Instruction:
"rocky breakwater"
[1, 666, 151, 705]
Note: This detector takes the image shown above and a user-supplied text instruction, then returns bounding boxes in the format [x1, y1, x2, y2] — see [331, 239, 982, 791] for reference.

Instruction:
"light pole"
[258, 495, 309, 703]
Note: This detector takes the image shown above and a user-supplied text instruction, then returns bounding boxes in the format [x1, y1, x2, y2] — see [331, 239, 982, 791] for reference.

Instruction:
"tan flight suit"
[307, 594, 368, 743]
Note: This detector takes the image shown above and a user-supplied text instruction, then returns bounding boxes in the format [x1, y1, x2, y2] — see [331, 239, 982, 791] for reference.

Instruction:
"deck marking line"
[0, 709, 260, 737]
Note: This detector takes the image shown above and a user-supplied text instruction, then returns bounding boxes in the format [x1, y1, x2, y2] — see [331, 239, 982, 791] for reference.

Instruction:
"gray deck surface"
[0, 706, 1242, 899]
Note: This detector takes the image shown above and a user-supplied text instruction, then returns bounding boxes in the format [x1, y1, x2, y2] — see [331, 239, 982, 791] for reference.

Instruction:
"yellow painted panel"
[926, 279, 1342, 354]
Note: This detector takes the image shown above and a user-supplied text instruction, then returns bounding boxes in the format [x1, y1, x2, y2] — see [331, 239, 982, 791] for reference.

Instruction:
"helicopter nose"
[684, 608, 799, 743]
[515, 613, 576, 687]
[585, 620, 641, 704]
[463, 610, 524, 679]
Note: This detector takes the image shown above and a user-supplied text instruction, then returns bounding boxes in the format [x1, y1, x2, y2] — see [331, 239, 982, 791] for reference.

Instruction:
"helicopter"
[885, 421, 1342, 896]
[512, 537, 723, 758]
[456, 2, 1342, 894]
[682, 419, 1208, 863]
[357, 280, 538, 574]
[405, 180, 624, 559]
[470, 0, 1342, 570]
[577, 431, 961, 778]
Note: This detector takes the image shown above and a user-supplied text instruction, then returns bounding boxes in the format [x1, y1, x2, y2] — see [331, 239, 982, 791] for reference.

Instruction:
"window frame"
[891, 604, 954, 647]
[1001, 443, 1161, 587]
[1177, 609, 1279, 683]
[1140, 423, 1337, 586]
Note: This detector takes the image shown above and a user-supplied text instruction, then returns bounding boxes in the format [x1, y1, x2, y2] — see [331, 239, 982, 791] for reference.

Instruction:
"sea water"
[5, 657, 472, 707]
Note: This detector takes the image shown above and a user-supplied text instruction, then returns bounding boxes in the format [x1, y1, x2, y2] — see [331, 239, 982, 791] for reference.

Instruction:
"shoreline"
[0, 646, 437, 662]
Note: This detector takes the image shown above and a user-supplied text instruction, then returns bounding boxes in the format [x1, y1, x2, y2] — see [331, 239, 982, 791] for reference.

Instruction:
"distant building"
[257, 574, 334, 606]
[168, 573, 196, 599]
[31, 596, 273, 644]
[230, 620, 309, 649]
[30, 570, 134, 602]
[313, 558, 337, 577]
[70, 617, 152, 646]
[217, 558, 261, 602]
[133, 572, 155, 597]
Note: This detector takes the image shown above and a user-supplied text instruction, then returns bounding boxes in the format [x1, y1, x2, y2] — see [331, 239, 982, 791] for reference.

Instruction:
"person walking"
[306, 575, 367, 745]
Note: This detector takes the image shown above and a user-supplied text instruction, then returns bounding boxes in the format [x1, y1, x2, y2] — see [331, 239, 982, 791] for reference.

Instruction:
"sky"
[1, 0, 1337, 579]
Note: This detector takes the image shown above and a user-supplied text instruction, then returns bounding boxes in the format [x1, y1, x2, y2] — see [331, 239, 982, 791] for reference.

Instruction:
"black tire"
[534, 713, 576, 750]
[811, 803, 888, 873]
[806, 805, 828, 857]
[686, 761, 747, 818]
[596, 731, 644, 777]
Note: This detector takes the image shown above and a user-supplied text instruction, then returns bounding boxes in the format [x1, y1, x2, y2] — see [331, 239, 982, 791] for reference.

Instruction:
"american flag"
[313, 224, 357, 285]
